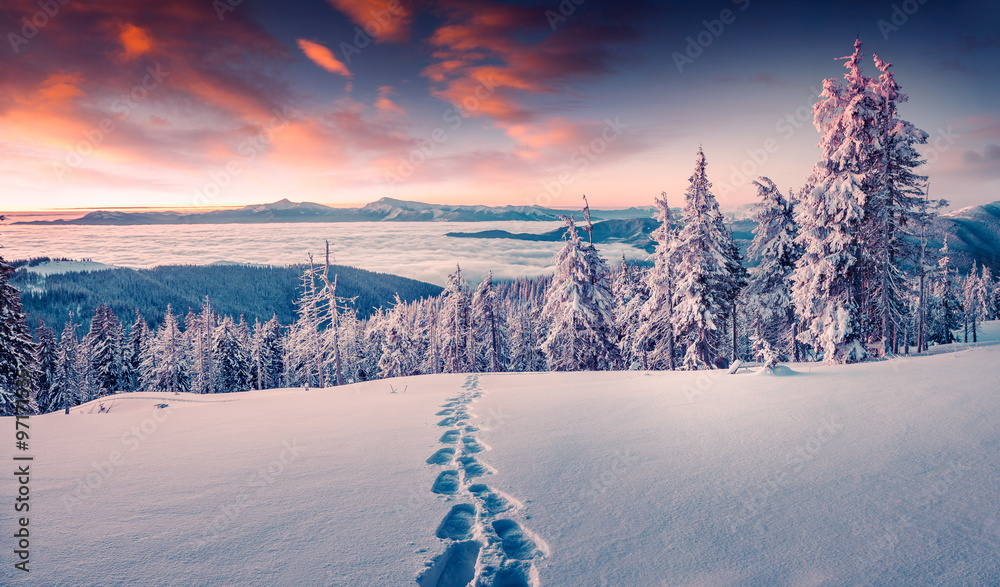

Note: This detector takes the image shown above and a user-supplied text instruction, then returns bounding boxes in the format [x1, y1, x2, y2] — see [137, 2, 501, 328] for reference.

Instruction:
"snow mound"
[754, 364, 798, 376]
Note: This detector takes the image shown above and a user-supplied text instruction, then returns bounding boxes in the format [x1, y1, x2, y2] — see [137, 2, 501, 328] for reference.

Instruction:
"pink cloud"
[297, 39, 353, 77]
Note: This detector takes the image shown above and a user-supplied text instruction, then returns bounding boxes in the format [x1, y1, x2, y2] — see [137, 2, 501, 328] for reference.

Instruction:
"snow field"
[4, 331, 1000, 585]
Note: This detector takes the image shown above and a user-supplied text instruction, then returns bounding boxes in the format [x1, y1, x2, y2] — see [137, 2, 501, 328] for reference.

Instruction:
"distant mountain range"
[16, 198, 656, 225]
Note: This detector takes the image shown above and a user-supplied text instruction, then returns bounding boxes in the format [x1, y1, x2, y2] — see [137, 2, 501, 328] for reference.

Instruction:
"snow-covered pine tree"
[378, 295, 415, 379]
[982, 265, 996, 320]
[188, 297, 216, 394]
[0, 254, 36, 415]
[860, 51, 931, 349]
[507, 302, 544, 372]
[290, 262, 327, 388]
[251, 315, 283, 390]
[671, 149, 744, 369]
[359, 308, 385, 382]
[963, 262, 989, 344]
[613, 254, 649, 369]
[440, 264, 472, 373]
[213, 315, 251, 392]
[337, 309, 363, 383]
[471, 271, 509, 373]
[32, 319, 57, 413]
[86, 304, 125, 396]
[51, 316, 81, 413]
[928, 238, 961, 345]
[745, 178, 802, 363]
[75, 331, 99, 403]
[792, 39, 880, 364]
[540, 214, 620, 371]
[316, 272, 357, 387]
[416, 299, 442, 376]
[148, 305, 189, 392]
[631, 194, 678, 370]
[121, 311, 148, 392]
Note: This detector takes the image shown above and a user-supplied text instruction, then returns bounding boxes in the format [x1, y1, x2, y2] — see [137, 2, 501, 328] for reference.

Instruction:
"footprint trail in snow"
[417, 374, 547, 587]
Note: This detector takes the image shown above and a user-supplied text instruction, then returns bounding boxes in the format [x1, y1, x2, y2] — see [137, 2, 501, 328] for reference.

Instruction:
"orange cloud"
[374, 86, 405, 116]
[325, 0, 412, 43]
[297, 39, 352, 78]
[118, 23, 153, 60]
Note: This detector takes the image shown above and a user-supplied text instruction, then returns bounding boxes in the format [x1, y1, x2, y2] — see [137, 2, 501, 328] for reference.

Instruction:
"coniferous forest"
[3, 40, 1000, 416]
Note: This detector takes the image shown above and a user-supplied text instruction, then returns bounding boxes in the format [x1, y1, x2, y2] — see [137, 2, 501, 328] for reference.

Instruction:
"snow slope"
[4, 325, 1000, 586]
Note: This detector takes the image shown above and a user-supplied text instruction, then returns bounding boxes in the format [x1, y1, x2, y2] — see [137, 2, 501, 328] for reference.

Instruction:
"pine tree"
[440, 264, 472, 373]
[471, 271, 509, 373]
[745, 178, 802, 363]
[540, 214, 620, 371]
[378, 296, 415, 379]
[613, 255, 649, 369]
[861, 51, 931, 348]
[0, 255, 36, 416]
[633, 194, 679, 370]
[507, 303, 544, 373]
[123, 310, 149, 392]
[86, 304, 125, 395]
[251, 315, 283, 390]
[672, 148, 743, 369]
[188, 297, 216, 394]
[75, 333, 98, 403]
[213, 315, 251, 392]
[929, 238, 961, 345]
[147, 305, 189, 392]
[793, 40, 880, 364]
[51, 316, 81, 413]
[359, 308, 385, 382]
[963, 262, 989, 344]
[33, 319, 58, 413]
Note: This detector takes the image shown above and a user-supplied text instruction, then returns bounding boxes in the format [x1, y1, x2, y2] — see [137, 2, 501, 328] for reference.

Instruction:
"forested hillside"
[12, 263, 442, 333]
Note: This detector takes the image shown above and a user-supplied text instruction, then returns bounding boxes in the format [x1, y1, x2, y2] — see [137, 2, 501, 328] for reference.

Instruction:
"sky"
[0, 0, 998, 212]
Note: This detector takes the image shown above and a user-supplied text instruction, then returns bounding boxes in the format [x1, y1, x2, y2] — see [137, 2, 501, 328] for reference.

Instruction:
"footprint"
[493, 561, 535, 587]
[431, 471, 460, 495]
[416, 540, 482, 587]
[436, 409, 454, 416]
[426, 448, 456, 466]
[435, 504, 478, 540]
[492, 520, 544, 560]
[461, 436, 485, 454]
[464, 425, 479, 432]
[439, 430, 461, 444]
[438, 417, 457, 427]
[469, 485, 515, 516]
[458, 456, 491, 478]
